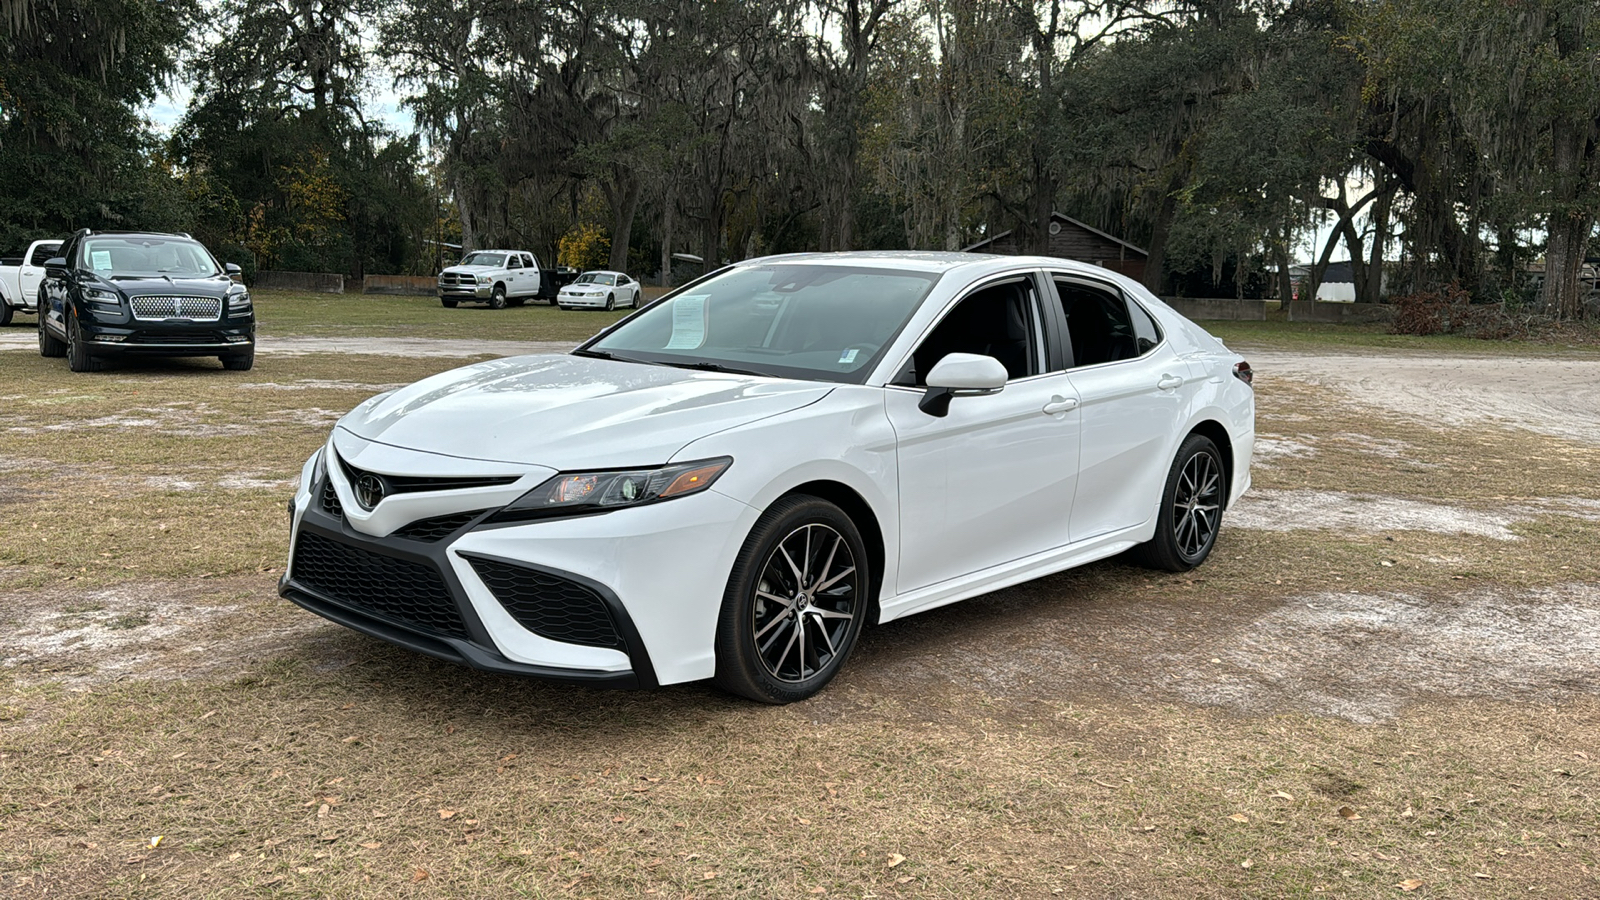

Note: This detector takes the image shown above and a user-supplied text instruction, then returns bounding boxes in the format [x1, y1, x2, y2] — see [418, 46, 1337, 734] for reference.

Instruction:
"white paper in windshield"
[90, 251, 113, 271]
[666, 294, 708, 349]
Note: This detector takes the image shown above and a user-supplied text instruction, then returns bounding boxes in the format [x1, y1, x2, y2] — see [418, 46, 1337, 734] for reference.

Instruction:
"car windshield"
[460, 252, 505, 267]
[576, 273, 617, 285]
[584, 264, 940, 384]
[81, 238, 220, 278]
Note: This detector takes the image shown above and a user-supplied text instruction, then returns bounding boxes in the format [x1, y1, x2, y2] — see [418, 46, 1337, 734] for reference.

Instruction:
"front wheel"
[0, 302, 12, 327]
[441, 298, 458, 308]
[604, 292, 615, 311]
[1130, 433, 1226, 572]
[220, 346, 255, 371]
[714, 496, 870, 704]
[66, 317, 101, 372]
[488, 284, 507, 309]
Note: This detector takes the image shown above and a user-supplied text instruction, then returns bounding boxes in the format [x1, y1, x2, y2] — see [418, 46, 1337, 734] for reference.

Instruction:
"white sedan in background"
[280, 252, 1254, 703]
[557, 270, 641, 310]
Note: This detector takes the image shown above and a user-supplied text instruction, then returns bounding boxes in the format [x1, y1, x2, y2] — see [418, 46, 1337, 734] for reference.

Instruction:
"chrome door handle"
[1157, 374, 1184, 390]
[1042, 396, 1079, 415]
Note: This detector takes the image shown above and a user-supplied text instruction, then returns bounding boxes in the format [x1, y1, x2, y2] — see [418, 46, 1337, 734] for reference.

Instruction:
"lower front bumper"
[439, 286, 491, 299]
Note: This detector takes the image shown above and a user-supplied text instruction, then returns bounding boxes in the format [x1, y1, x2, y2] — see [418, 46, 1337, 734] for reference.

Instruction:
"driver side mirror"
[919, 352, 1008, 417]
[44, 257, 68, 278]
[225, 262, 242, 283]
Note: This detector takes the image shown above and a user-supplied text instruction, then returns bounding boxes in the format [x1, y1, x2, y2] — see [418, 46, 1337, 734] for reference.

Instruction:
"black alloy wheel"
[65, 315, 101, 372]
[714, 495, 869, 703]
[489, 284, 507, 309]
[1131, 433, 1225, 572]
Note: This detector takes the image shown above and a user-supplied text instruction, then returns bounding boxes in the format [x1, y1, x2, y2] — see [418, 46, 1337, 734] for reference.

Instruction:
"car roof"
[578, 270, 624, 276]
[735, 250, 1119, 281]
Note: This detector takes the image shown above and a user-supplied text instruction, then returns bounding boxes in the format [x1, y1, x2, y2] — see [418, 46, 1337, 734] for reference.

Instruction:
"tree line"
[2, 0, 1596, 316]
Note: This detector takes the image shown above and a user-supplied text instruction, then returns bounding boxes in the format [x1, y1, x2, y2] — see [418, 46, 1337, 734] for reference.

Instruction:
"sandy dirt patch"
[1246, 350, 1600, 444]
[1230, 489, 1525, 539]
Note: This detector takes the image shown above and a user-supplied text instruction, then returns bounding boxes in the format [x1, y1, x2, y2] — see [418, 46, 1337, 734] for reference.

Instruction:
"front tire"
[0, 301, 12, 327]
[66, 316, 101, 372]
[441, 298, 458, 308]
[1131, 433, 1226, 572]
[221, 346, 255, 371]
[605, 292, 615, 311]
[489, 284, 507, 309]
[713, 496, 870, 704]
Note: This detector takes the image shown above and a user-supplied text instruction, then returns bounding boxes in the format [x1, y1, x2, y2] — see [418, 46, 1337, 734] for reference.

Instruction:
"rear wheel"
[39, 308, 65, 357]
[441, 298, 458, 308]
[1130, 433, 1225, 572]
[489, 284, 507, 309]
[66, 317, 101, 372]
[714, 496, 869, 704]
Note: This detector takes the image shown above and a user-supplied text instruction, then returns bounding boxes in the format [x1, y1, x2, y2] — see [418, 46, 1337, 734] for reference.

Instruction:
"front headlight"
[477, 275, 492, 285]
[487, 457, 732, 524]
[227, 289, 252, 311]
[83, 286, 121, 307]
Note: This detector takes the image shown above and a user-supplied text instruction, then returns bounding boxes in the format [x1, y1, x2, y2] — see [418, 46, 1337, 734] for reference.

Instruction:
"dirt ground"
[3, 334, 1600, 897]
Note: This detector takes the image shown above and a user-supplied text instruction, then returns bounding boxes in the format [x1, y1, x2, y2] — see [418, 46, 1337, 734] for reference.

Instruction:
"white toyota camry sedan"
[281, 252, 1254, 703]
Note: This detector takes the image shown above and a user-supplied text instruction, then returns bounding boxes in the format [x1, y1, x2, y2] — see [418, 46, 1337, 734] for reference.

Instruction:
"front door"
[884, 274, 1082, 594]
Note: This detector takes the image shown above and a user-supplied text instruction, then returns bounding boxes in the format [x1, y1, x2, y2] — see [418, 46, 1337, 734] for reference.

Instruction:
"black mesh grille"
[292, 532, 467, 639]
[127, 332, 224, 344]
[337, 459, 518, 494]
[394, 510, 486, 542]
[320, 479, 343, 518]
[468, 558, 623, 649]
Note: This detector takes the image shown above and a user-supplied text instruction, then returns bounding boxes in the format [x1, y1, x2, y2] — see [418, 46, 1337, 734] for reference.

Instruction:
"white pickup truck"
[0, 239, 63, 326]
[436, 249, 569, 310]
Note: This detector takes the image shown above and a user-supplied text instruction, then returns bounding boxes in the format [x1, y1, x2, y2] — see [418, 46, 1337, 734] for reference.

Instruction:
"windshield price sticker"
[91, 251, 113, 271]
[666, 294, 709, 349]
[838, 348, 859, 365]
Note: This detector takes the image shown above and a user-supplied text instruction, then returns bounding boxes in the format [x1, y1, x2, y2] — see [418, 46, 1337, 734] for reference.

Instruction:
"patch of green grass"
[1208, 318, 1600, 355]
[251, 289, 641, 342]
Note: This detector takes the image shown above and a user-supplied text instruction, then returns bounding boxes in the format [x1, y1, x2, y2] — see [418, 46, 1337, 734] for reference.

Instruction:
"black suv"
[38, 230, 256, 372]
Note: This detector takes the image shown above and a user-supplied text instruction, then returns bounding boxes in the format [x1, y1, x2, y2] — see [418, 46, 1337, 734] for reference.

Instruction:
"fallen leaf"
[1338, 806, 1361, 820]
[887, 853, 906, 868]
[702, 871, 718, 880]
[895, 876, 914, 884]
[1396, 879, 1424, 891]
[1400, 805, 1415, 819]
[317, 804, 329, 819]
[438, 809, 458, 819]
[1228, 814, 1249, 823]
[809, 889, 827, 895]
[1471, 873, 1492, 880]
[612, 816, 626, 823]
[148, 836, 162, 849]
[1241, 859, 1253, 869]
[1270, 790, 1294, 802]
[1132, 825, 1156, 832]
[413, 868, 430, 883]
[359, 842, 382, 849]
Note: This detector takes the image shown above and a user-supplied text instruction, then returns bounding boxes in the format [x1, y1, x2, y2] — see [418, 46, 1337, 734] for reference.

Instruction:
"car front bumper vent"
[290, 531, 468, 640]
[467, 556, 625, 650]
[130, 295, 222, 321]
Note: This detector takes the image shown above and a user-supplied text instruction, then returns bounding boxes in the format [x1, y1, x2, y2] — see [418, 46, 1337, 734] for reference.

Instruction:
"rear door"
[20, 242, 58, 308]
[1049, 273, 1199, 541]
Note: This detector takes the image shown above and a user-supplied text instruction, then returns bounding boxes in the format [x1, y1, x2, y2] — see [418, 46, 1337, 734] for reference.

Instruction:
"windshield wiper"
[570, 348, 616, 360]
[662, 360, 769, 377]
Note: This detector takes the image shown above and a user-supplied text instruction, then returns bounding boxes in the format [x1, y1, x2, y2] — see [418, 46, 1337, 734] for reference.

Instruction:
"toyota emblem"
[355, 473, 388, 510]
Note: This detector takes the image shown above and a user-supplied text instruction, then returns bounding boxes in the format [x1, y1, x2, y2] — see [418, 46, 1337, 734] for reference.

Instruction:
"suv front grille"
[468, 557, 623, 649]
[292, 532, 467, 640]
[130, 295, 222, 321]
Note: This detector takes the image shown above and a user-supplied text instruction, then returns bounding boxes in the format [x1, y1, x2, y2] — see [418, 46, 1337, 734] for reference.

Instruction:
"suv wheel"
[489, 284, 507, 309]
[66, 317, 102, 372]
[38, 308, 65, 358]
[220, 345, 255, 371]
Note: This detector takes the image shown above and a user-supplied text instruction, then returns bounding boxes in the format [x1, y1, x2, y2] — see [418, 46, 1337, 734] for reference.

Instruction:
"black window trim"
[1043, 270, 1168, 372]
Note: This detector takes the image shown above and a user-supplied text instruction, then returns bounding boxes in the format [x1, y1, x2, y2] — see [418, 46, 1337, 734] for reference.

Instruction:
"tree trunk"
[660, 197, 673, 289]
[1363, 184, 1393, 303]
[607, 177, 641, 274]
[1540, 119, 1598, 319]
[1141, 172, 1182, 295]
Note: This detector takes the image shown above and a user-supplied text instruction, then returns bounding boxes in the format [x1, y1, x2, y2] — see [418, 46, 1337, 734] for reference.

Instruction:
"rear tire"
[39, 309, 65, 357]
[1130, 433, 1225, 572]
[713, 496, 870, 704]
[489, 284, 507, 309]
[441, 298, 458, 308]
[66, 317, 101, 372]
[221, 346, 255, 371]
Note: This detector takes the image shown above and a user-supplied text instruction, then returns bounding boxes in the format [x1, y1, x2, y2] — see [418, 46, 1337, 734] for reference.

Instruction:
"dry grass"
[4, 331, 1600, 898]
[248, 289, 646, 342]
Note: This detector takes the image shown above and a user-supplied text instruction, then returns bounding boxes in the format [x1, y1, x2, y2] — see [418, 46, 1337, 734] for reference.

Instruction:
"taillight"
[1232, 361, 1253, 386]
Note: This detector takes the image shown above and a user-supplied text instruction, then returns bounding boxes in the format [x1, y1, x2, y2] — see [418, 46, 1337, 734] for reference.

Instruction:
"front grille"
[130, 295, 222, 321]
[439, 273, 476, 287]
[292, 532, 467, 639]
[394, 510, 486, 542]
[320, 479, 343, 518]
[337, 458, 519, 495]
[468, 557, 623, 649]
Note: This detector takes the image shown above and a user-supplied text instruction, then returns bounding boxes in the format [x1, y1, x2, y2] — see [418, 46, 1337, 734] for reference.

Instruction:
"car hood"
[102, 274, 234, 297]
[440, 264, 502, 276]
[337, 354, 833, 468]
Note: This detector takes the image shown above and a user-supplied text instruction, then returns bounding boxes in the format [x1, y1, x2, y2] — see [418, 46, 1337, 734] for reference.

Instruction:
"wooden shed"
[963, 212, 1147, 282]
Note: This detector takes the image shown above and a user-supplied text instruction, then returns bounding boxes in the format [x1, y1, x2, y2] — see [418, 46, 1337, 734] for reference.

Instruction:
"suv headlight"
[487, 457, 732, 524]
[227, 288, 252, 311]
[83, 286, 121, 307]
